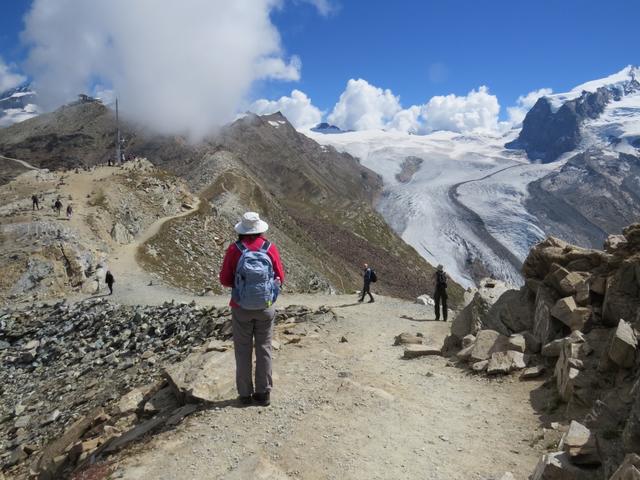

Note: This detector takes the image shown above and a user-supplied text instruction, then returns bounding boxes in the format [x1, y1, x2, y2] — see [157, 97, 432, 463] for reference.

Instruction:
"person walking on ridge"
[66, 204, 73, 219]
[53, 198, 63, 216]
[358, 263, 375, 303]
[220, 212, 285, 407]
[32, 194, 40, 211]
[105, 270, 115, 295]
[434, 264, 448, 321]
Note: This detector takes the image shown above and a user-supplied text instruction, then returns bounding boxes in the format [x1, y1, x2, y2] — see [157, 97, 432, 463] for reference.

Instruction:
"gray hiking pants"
[231, 306, 276, 397]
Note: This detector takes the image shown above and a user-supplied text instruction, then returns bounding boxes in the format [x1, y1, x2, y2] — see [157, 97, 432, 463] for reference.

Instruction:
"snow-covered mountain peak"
[546, 65, 639, 111]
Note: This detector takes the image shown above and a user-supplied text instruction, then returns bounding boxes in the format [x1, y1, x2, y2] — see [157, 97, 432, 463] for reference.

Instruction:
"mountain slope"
[0, 105, 462, 304]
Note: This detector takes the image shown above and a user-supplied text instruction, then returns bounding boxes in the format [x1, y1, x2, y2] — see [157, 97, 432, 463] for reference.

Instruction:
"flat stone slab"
[403, 344, 441, 359]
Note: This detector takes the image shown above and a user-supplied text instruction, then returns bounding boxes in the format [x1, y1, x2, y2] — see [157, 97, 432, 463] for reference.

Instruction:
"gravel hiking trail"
[110, 295, 545, 480]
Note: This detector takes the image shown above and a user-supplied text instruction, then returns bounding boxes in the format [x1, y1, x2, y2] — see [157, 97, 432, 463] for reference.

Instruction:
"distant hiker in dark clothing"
[359, 263, 375, 303]
[105, 271, 114, 295]
[66, 204, 73, 219]
[219, 212, 285, 407]
[32, 195, 40, 211]
[434, 264, 448, 321]
[53, 199, 63, 216]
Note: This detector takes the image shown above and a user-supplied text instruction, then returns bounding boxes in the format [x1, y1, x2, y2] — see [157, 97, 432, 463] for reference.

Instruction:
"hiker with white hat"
[434, 264, 448, 321]
[219, 212, 285, 407]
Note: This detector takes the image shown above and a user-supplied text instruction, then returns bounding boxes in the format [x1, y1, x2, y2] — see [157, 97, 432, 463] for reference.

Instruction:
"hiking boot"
[368, 299, 375, 303]
[252, 392, 270, 407]
[358, 298, 363, 303]
[238, 396, 252, 406]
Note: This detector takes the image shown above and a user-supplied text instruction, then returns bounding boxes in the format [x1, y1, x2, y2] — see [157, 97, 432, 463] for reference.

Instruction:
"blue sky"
[1, 0, 638, 131]
[269, 0, 639, 117]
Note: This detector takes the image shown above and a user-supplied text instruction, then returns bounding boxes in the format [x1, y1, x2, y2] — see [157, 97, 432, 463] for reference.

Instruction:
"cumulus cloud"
[326, 79, 504, 134]
[250, 89, 323, 128]
[0, 57, 26, 92]
[327, 78, 402, 130]
[421, 86, 501, 133]
[21, 0, 302, 138]
[507, 87, 553, 125]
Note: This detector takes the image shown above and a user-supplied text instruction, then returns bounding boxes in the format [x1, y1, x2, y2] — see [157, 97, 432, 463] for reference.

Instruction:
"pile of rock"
[448, 224, 640, 478]
[0, 298, 334, 478]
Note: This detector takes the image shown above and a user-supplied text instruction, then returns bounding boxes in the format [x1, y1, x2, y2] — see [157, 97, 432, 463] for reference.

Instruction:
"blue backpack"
[232, 240, 277, 310]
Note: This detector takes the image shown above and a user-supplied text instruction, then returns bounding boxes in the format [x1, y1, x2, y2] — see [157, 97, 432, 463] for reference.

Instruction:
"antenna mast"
[115, 97, 121, 165]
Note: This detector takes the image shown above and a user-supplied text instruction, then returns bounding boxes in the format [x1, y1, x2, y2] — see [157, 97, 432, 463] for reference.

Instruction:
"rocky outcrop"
[450, 224, 640, 479]
[506, 86, 616, 163]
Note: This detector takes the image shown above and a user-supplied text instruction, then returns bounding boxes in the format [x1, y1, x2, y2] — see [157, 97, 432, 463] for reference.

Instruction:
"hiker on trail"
[95, 264, 105, 294]
[358, 263, 375, 303]
[66, 204, 73, 219]
[53, 199, 63, 216]
[219, 212, 285, 407]
[105, 271, 115, 295]
[434, 264, 448, 321]
[31, 195, 40, 211]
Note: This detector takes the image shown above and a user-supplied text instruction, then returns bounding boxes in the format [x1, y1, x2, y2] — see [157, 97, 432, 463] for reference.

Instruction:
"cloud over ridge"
[22, 0, 301, 138]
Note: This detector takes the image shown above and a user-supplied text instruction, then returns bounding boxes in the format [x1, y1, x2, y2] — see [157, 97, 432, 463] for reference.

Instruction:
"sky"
[0, 0, 638, 135]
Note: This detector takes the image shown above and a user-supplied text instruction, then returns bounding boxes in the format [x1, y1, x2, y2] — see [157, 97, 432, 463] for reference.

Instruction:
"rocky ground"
[0, 294, 555, 480]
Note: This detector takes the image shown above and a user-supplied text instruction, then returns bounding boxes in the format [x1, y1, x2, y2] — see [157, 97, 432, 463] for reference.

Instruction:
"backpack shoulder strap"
[259, 240, 271, 253]
[235, 241, 248, 253]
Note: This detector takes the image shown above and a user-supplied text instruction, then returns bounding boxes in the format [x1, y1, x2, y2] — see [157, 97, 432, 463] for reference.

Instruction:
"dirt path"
[111, 295, 544, 480]
[0, 154, 41, 171]
[105, 196, 202, 299]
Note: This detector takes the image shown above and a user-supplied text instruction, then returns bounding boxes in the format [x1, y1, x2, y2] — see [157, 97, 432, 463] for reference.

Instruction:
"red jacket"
[219, 236, 285, 307]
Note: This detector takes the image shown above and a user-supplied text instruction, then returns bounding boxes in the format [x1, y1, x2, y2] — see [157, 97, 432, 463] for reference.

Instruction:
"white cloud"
[507, 88, 553, 125]
[421, 86, 501, 133]
[327, 78, 402, 131]
[298, 0, 337, 16]
[250, 89, 323, 128]
[326, 80, 504, 134]
[21, 0, 302, 139]
[0, 57, 26, 92]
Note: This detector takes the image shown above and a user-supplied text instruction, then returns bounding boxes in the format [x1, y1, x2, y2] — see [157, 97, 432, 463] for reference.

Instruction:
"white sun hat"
[234, 212, 269, 235]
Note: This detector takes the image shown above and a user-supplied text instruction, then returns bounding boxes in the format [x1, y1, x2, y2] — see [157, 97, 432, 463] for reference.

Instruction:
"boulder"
[144, 386, 180, 414]
[559, 420, 601, 466]
[469, 330, 509, 363]
[484, 287, 534, 335]
[610, 454, 640, 480]
[605, 234, 629, 254]
[555, 341, 590, 402]
[523, 331, 542, 354]
[456, 343, 474, 362]
[590, 276, 607, 296]
[451, 279, 509, 339]
[415, 295, 434, 306]
[550, 297, 591, 331]
[471, 360, 488, 372]
[163, 350, 235, 403]
[521, 365, 545, 379]
[533, 285, 562, 345]
[531, 451, 581, 479]
[542, 331, 586, 358]
[394, 332, 423, 346]
[507, 334, 526, 353]
[462, 334, 476, 348]
[545, 265, 584, 297]
[603, 260, 640, 327]
[608, 319, 637, 368]
[403, 344, 441, 359]
[486, 351, 527, 375]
